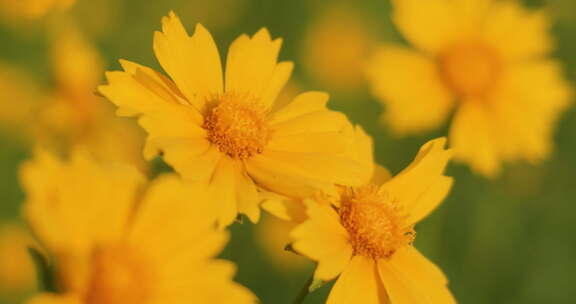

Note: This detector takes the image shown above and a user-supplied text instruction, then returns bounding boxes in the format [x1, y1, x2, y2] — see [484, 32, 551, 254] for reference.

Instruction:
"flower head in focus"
[21, 149, 256, 304]
[291, 138, 455, 303]
[99, 11, 370, 228]
[367, 0, 573, 177]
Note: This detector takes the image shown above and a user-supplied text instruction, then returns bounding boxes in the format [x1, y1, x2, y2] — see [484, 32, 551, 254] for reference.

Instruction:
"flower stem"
[293, 275, 313, 304]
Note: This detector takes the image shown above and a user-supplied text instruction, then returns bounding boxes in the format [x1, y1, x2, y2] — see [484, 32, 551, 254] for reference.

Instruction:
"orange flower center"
[439, 42, 501, 98]
[84, 245, 155, 304]
[203, 93, 270, 159]
[339, 185, 415, 260]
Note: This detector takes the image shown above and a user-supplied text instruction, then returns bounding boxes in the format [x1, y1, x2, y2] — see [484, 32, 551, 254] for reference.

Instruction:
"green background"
[1, 0, 575, 303]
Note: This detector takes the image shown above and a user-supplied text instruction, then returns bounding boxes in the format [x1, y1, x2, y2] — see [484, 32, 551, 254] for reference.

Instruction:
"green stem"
[293, 275, 313, 304]
[28, 247, 57, 292]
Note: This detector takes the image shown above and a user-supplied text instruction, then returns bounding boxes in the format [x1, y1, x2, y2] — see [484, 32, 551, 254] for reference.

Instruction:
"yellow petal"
[162, 142, 221, 182]
[247, 151, 363, 198]
[154, 13, 223, 109]
[449, 102, 500, 177]
[208, 157, 240, 228]
[51, 25, 102, 94]
[291, 200, 352, 281]
[120, 59, 187, 103]
[246, 153, 337, 198]
[260, 61, 294, 108]
[379, 138, 453, 224]
[128, 174, 227, 261]
[138, 106, 206, 159]
[488, 60, 572, 163]
[327, 255, 385, 304]
[157, 260, 256, 304]
[21, 149, 144, 256]
[371, 164, 392, 185]
[378, 247, 456, 304]
[482, 2, 552, 61]
[391, 0, 491, 54]
[261, 197, 291, 221]
[267, 131, 351, 154]
[234, 162, 261, 223]
[367, 45, 454, 135]
[267, 91, 329, 125]
[225, 28, 284, 108]
[393, 247, 448, 285]
[271, 110, 351, 138]
[344, 125, 375, 184]
[259, 191, 302, 221]
[100, 67, 182, 117]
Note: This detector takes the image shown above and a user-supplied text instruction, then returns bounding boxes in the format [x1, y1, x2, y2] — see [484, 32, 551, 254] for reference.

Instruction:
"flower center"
[203, 93, 269, 159]
[339, 185, 415, 260]
[84, 245, 154, 304]
[439, 42, 501, 98]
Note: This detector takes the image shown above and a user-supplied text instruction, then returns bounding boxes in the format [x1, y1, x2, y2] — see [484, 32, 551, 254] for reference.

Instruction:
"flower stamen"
[339, 185, 415, 260]
[203, 93, 270, 159]
[439, 42, 501, 98]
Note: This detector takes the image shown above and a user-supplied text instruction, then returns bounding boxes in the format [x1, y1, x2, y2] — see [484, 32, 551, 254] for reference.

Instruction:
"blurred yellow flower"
[99, 12, 370, 228]
[303, 5, 377, 93]
[40, 25, 146, 170]
[291, 138, 455, 303]
[0, 222, 36, 294]
[367, 0, 573, 177]
[0, 24, 145, 170]
[21, 149, 256, 304]
[0, 0, 75, 21]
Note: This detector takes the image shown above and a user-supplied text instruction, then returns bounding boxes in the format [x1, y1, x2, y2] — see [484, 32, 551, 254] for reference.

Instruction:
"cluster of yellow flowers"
[10, 0, 572, 303]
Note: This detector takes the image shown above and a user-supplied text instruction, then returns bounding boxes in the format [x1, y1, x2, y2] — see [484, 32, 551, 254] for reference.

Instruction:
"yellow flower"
[42, 25, 146, 170]
[21, 149, 255, 304]
[291, 138, 455, 303]
[367, 0, 573, 177]
[99, 12, 370, 227]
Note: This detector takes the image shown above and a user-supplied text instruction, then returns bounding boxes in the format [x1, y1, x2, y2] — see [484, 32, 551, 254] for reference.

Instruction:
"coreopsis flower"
[41, 25, 146, 170]
[367, 0, 573, 177]
[99, 12, 369, 227]
[291, 138, 455, 303]
[21, 149, 255, 304]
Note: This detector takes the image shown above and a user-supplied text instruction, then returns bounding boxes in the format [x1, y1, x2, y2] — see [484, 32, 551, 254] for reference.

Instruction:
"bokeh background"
[1, 0, 575, 303]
